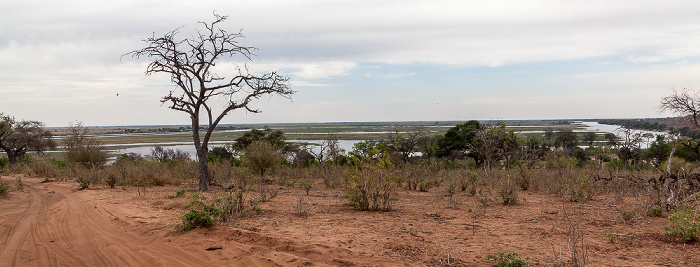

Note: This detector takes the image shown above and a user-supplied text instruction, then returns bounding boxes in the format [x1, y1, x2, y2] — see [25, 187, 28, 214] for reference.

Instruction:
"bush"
[499, 182, 520, 205]
[0, 179, 10, 197]
[180, 192, 221, 231]
[0, 157, 9, 169]
[616, 206, 637, 222]
[647, 205, 664, 217]
[242, 141, 284, 178]
[485, 251, 528, 267]
[299, 178, 313, 195]
[344, 158, 398, 211]
[664, 209, 700, 242]
[214, 190, 246, 223]
[64, 123, 108, 168]
[181, 210, 216, 230]
[564, 173, 594, 202]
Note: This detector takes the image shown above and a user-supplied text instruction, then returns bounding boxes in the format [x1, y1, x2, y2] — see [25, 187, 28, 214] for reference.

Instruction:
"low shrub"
[664, 209, 700, 242]
[0, 157, 8, 169]
[485, 251, 528, 267]
[344, 158, 398, 211]
[616, 206, 637, 222]
[647, 205, 664, 217]
[0, 179, 10, 197]
[180, 192, 222, 231]
[293, 194, 314, 216]
[498, 179, 520, 205]
[214, 190, 246, 223]
[564, 173, 594, 202]
[606, 233, 637, 244]
[181, 210, 216, 230]
[299, 178, 313, 195]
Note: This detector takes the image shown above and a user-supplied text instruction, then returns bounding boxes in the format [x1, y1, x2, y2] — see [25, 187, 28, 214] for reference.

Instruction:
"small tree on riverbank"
[0, 113, 55, 164]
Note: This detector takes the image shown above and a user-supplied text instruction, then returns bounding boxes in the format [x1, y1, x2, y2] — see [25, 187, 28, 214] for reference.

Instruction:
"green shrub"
[564, 174, 594, 202]
[485, 251, 528, 267]
[616, 207, 637, 221]
[0, 179, 10, 197]
[664, 209, 700, 242]
[299, 178, 313, 195]
[0, 157, 8, 168]
[647, 205, 664, 217]
[418, 180, 433, 192]
[64, 123, 108, 168]
[181, 210, 216, 230]
[344, 158, 398, 211]
[214, 190, 246, 223]
[50, 158, 67, 168]
[76, 175, 91, 190]
[180, 192, 222, 231]
[445, 179, 458, 197]
[499, 183, 520, 205]
[606, 233, 637, 244]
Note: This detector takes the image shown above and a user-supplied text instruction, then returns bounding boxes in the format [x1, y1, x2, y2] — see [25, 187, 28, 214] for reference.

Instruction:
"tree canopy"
[435, 120, 481, 159]
[0, 114, 55, 164]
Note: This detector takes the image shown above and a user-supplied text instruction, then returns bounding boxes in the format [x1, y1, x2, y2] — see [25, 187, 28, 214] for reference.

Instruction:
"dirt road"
[0, 178, 216, 266]
[0, 178, 391, 266]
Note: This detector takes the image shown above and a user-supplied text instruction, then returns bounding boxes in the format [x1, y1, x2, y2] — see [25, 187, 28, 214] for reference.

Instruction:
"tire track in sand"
[0, 179, 210, 267]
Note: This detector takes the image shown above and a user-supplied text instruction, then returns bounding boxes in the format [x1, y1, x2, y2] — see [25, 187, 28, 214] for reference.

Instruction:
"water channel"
[110, 121, 668, 160]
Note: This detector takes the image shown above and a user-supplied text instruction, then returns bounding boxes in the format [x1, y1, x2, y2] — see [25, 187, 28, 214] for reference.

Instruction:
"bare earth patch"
[1, 176, 698, 266]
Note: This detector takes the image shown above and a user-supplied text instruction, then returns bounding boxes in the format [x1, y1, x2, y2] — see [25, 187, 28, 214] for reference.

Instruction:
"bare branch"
[124, 13, 294, 191]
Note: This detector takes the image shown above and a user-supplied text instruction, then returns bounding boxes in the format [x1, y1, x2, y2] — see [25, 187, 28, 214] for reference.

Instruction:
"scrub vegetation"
[4, 89, 700, 265]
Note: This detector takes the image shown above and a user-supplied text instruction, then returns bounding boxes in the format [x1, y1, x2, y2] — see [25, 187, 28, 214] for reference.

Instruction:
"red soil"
[1, 176, 698, 266]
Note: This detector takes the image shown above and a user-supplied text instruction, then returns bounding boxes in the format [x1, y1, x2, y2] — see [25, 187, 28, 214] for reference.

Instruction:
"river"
[109, 121, 667, 160]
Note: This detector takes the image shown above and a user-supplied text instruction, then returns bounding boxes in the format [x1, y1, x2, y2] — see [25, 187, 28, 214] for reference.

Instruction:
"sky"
[2, 0, 700, 127]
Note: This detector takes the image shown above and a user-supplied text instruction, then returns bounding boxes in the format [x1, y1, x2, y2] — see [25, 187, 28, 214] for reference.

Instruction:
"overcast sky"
[2, 0, 700, 127]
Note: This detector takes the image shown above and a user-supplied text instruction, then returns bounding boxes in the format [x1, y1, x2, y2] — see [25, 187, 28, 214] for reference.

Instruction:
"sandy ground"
[1, 176, 699, 266]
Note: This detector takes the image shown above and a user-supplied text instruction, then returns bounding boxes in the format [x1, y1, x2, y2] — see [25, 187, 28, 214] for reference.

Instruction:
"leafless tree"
[660, 88, 700, 158]
[0, 113, 55, 164]
[125, 13, 293, 190]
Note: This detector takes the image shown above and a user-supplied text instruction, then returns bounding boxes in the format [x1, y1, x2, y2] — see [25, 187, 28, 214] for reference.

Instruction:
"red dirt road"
[0, 178, 214, 266]
[0, 178, 393, 266]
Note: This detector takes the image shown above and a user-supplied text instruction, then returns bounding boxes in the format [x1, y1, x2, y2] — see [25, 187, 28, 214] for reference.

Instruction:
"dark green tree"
[436, 120, 482, 159]
[555, 129, 578, 151]
[0, 113, 55, 164]
[231, 127, 287, 152]
[582, 131, 597, 147]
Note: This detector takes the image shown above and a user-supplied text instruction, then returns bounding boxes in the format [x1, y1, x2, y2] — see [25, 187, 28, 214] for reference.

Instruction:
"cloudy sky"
[2, 0, 700, 127]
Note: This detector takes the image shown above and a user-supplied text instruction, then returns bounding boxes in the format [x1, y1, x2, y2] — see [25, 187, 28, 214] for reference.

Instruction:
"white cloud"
[291, 62, 357, 79]
[4, 0, 700, 126]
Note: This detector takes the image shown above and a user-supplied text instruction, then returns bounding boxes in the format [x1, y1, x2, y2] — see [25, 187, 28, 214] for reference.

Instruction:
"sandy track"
[0, 178, 398, 267]
[0, 179, 211, 266]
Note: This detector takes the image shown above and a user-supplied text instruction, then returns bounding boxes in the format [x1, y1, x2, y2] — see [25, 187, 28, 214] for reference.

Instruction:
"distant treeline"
[106, 125, 251, 134]
[597, 119, 668, 132]
[598, 118, 700, 139]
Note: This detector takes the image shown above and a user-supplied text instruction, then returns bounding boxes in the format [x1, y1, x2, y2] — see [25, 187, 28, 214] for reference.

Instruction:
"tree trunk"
[5, 149, 24, 164]
[662, 134, 680, 210]
[197, 146, 209, 191]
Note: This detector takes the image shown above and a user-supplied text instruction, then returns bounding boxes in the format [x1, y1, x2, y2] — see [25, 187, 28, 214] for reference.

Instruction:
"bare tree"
[125, 13, 293, 190]
[660, 88, 700, 158]
[0, 113, 55, 164]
